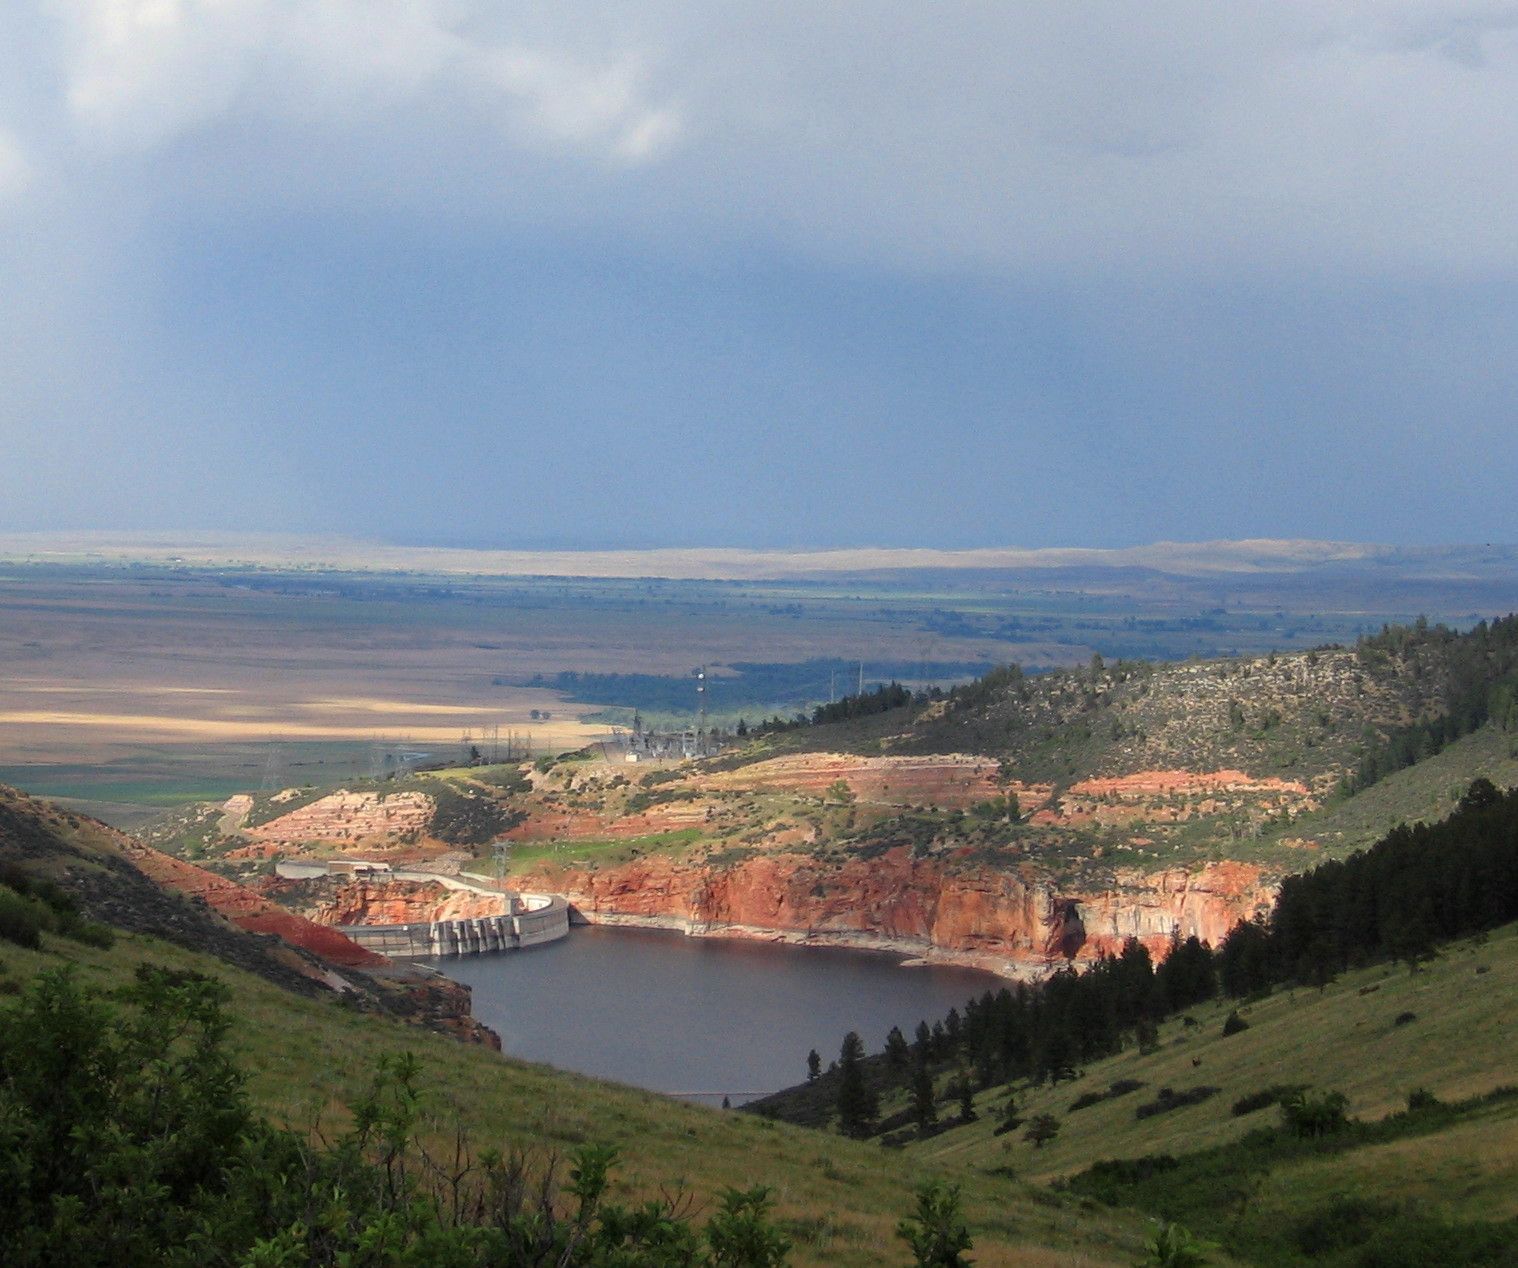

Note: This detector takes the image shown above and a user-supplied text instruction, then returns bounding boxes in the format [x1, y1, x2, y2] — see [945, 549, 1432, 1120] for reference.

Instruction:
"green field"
[0, 741, 382, 809]
[485, 828, 707, 874]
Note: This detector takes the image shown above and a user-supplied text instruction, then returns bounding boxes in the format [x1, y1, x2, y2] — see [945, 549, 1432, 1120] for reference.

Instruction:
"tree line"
[746, 681, 923, 737]
[1341, 614, 1518, 795]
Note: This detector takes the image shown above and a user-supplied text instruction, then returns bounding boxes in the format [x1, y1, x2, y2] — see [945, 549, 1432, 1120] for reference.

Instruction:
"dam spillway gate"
[336, 896, 570, 957]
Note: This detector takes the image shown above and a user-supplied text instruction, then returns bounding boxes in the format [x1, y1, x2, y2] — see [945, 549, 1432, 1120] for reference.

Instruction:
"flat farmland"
[0, 564, 1018, 808]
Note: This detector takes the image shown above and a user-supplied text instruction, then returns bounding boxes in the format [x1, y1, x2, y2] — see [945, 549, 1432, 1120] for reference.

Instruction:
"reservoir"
[427, 926, 999, 1105]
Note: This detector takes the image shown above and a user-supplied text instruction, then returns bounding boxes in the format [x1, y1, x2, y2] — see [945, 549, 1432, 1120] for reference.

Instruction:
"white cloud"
[48, 0, 681, 166]
[5, 2, 1518, 275]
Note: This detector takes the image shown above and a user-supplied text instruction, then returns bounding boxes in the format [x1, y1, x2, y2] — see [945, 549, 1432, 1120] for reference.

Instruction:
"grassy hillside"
[0, 935, 1150, 1266]
[1259, 724, 1518, 858]
[889, 924, 1518, 1262]
[0, 799, 1152, 1266]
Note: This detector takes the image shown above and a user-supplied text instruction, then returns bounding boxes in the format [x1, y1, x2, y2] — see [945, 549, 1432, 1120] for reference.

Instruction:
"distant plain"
[4, 536, 1517, 816]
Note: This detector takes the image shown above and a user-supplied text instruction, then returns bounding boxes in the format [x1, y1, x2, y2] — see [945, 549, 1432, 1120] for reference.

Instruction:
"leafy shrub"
[1353, 1212, 1518, 1267]
[1143, 1218, 1216, 1266]
[1280, 1089, 1351, 1138]
[896, 1181, 973, 1267]
[0, 887, 44, 949]
[1406, 1087, 1442, 1112]
[1067, 1155, 1179, 1205]
[0, 967, 799, 1267]
[1221, 1010, 1250, 1036]
[0, 879, 114, 951]
[1394, 1010, 1417, 1026]
[64, 919, 115, 949]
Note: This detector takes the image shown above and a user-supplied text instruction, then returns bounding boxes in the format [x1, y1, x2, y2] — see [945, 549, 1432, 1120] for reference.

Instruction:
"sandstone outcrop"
[246, 790, 434, 846]
[703, 752, 1050, 811]
[510, 848, 1273, 979]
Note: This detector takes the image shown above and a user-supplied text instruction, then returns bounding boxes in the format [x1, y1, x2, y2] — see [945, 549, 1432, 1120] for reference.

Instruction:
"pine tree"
[956, 1075, 976, 1122]
[836, 1032, 877, 1137]
[1024, 1113, 1061, 1149]
[911, 1057, 937, 1135]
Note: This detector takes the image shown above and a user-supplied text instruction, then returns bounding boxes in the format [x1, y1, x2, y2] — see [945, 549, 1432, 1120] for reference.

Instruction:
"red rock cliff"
[514, 849, 1273, 978]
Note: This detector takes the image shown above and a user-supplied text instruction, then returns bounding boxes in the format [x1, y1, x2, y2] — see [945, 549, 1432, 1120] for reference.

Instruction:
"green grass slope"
[1272, 724, 1518, 859]
[0, 793, 1153, 1267]
[900, 924, 1518, 1260]
[0, 931, 1150, 1267]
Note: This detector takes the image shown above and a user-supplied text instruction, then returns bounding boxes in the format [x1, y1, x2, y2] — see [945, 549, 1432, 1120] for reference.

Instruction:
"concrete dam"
[274, 861, 570, 958]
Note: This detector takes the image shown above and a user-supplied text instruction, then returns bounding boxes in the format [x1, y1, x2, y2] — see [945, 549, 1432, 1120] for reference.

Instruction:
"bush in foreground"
[0, 965, 796, 1266]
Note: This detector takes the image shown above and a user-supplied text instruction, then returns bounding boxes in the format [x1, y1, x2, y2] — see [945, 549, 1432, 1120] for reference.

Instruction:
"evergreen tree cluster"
[752, 681, 923, 737]
[1343, 615, 1518, 794]
[808, 682, 914, 727]
[1239, 776, 1518, 985]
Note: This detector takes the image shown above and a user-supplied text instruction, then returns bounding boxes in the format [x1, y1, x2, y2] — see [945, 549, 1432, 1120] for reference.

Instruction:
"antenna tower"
[697, 666, 708, 755]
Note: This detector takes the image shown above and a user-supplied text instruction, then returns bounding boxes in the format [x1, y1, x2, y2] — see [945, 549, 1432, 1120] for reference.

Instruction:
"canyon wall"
[512, 849, 1273, 979]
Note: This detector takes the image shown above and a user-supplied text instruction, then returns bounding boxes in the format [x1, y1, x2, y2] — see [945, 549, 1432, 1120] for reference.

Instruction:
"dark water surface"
[426, 926, 998, 1105]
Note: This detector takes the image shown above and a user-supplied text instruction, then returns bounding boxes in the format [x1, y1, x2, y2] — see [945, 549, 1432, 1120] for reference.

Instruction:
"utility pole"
[858, 661, 864, 697]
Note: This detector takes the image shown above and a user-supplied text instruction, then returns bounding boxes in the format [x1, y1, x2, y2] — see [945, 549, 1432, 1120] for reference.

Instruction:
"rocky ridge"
[0, 786, 498, 1046]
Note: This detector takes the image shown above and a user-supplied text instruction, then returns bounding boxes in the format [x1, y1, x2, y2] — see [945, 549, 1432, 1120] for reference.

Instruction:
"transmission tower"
[491, 838, 512, 892]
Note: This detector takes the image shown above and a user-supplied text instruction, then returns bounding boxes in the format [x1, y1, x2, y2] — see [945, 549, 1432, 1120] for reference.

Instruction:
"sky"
[1, 2, 1516, 550]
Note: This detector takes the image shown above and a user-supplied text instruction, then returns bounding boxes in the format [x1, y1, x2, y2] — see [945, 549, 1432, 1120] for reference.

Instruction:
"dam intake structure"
[274, 860, 570, 958]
